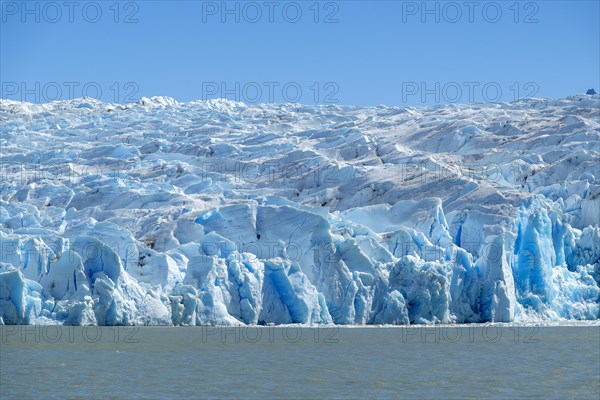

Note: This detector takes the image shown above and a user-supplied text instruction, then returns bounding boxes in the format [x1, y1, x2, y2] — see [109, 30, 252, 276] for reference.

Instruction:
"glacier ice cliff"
[0, 95, 599, 325]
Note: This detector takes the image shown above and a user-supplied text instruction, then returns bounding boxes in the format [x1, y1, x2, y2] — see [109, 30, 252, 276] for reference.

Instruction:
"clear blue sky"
[1, 0, 599, 106]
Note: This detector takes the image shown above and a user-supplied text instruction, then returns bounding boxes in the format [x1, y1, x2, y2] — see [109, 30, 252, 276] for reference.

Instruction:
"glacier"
[0, 95, 598, 326]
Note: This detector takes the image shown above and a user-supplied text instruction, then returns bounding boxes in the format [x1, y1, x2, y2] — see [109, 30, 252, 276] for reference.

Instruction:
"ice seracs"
[0, 95, 599, 325]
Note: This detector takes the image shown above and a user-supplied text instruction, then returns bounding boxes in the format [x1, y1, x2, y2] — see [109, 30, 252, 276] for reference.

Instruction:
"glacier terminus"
[0, 95, 599, 326]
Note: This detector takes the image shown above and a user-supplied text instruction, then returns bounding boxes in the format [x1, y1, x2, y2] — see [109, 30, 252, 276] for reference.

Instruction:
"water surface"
[1, 324, 599, 399]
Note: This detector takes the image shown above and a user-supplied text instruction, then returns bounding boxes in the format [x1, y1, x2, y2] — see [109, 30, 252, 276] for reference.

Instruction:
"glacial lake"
[1, 324, 599, 399]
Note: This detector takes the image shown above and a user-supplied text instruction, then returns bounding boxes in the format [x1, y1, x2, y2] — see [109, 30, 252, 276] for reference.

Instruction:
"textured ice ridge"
[0, 95, 598, 325]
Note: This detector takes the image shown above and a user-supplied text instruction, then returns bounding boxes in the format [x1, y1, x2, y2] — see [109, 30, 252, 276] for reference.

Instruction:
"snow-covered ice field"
[1, 95, 599, 326]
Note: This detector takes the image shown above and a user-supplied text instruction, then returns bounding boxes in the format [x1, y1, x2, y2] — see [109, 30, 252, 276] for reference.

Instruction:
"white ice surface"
[0, 95, 598, 325]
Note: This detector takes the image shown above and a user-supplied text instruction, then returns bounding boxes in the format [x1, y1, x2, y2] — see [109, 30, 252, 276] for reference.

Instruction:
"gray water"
[1, 324, 599, 399]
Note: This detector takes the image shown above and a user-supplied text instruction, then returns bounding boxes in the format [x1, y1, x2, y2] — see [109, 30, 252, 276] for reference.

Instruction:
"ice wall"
[1, 95, 598, 325]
